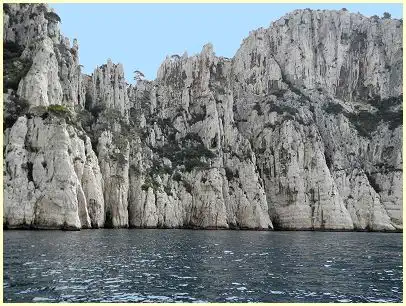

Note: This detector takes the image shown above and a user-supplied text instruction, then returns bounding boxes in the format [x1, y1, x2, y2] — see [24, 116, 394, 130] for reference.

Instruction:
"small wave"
[169, 274, 197, 280]
[270, 290, 284, 295]
[367, 297, 393, 302]
[60, 294, 76, 299]
[146, 295, 171, 301]
[337, 298, 352, 302]
[32, 297, 56, 302]
[142, 273, 160, 277]
[225, 296, 239, 301]
[23, 262, 35, 266]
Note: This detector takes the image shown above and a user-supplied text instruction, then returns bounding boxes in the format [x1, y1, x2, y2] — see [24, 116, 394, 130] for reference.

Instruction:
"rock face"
[3, 4, 402, 231]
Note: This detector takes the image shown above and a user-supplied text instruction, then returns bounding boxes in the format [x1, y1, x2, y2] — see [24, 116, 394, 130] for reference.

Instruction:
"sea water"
[3, 229, 402, 302]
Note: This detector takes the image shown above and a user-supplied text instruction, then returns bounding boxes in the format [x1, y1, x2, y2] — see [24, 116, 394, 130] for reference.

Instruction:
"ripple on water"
[3, 230, 402, 303]
[32, 297, 56, 302]
[270, 290, 285, 295]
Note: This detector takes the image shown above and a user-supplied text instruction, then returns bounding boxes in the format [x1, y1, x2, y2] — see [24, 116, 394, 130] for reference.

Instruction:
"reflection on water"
[3, 230, 403, 302]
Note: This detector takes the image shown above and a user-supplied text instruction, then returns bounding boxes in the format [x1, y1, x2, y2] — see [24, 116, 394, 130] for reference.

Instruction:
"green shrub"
[153, 132, 216, 172]
[37, 4, 48, 14]
[383, 12, 391, 19]
[112, 134, 129, 152]
[4, 94, 30, 129]
[253, 102, 263, 115]
[164, 185, 173, 196]
[109, 152, 127, 166]
[184, 159, 208, 172]
[99, 107, 122, 123]
[350, 30, 367, 52]
[48, 104, 68, 112]
[267, 100, 298, 116]
[270, 89, 287, 98]
[324, 102, 344, 114]
[47, 104, 71, 119]
[44, 11, 61, 23]
[347, 109, 402, 133]
[75, 107, 95, 131]
[188, 105, 207, 125]
[173, 172, 182, 181]
[141, 176, 160, 191]
[90, 103, 106, 118]
[4, 41, 24, 60]
[188, 112, 206, 125]
[324, 98, 403, 138]
[150, 159, 173, 176]
[367, 95, 402, 111]
[3, 41, 33, 91]
[156, 117, 173, 129]
[3, 58, 32, 91]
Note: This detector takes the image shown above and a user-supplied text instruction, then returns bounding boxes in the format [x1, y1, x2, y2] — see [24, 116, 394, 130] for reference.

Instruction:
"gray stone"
[3, 4, 402, 231]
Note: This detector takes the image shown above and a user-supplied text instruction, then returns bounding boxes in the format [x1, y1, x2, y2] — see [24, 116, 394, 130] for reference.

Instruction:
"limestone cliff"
[3, 4, 402, 231]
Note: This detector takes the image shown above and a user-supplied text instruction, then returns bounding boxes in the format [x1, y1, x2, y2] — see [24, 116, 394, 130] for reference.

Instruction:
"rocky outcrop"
[230, 8, 402, 231]
[3, 111, 99, 229]
[4, 3, 82, 108]
[3, 4, 402, 231]
[86, 60, 130, 116]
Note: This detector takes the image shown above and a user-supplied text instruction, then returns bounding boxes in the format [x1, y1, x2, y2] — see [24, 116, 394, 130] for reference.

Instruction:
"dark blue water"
[3, 230, 403, 302]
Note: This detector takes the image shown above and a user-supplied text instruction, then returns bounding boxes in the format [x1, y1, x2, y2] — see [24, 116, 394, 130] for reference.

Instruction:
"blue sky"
[51, 3, 402, 83]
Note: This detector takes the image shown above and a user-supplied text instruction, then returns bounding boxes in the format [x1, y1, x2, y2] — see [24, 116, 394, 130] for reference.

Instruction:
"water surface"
[3, 230, 403, 302]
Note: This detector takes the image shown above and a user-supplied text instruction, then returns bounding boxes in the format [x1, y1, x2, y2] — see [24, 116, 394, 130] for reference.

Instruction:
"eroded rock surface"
[3, 4, 402, 231]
